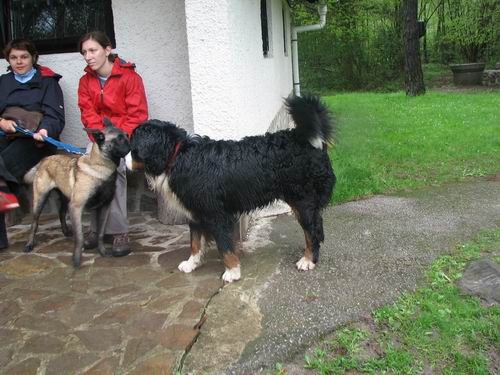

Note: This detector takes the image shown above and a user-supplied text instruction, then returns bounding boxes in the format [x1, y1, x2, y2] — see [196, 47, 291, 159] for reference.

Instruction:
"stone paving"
[0, 212, 224, 374]
[1, 179, 499, 374]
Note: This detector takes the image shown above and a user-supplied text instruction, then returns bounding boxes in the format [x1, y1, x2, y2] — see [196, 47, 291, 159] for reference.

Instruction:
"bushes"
[292, 0, 500, 91]
[294, 0, 405, 92]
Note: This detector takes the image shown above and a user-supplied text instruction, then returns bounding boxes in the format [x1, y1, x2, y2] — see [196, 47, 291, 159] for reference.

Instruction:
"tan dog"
[24, 119, 130, 267]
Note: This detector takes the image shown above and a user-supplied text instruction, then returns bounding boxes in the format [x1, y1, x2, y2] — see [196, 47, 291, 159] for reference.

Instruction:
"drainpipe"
[291, 2, 327, 97]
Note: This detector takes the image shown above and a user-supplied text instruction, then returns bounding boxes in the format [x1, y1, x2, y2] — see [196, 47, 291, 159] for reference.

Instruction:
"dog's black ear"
[84, 128, 105, 144]
[103, 118, 114, 128]
[83, 127, 105, 145]
[93, 131, 105, 145]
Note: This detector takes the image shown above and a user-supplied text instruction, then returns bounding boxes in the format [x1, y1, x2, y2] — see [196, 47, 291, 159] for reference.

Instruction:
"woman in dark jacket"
[0, 38, 65, 249]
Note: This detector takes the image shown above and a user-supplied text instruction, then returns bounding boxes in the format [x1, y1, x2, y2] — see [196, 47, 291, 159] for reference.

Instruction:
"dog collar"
[166, 142, 182, 173]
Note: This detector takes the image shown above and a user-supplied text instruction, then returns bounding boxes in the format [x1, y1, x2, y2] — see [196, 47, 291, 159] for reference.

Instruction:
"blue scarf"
[13, 67, 37, 83]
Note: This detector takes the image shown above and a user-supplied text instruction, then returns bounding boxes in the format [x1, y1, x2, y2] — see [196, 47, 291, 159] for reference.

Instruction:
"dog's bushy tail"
[286, 94, 333, 149]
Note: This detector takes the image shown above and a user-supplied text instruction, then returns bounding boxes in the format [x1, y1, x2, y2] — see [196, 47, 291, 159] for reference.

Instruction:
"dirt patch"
[486, 173, 500, 182]
[430, 85, 499, 93]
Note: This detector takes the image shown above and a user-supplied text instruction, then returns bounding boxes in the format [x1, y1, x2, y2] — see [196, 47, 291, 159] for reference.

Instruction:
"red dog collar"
[166, 142, 182, 173]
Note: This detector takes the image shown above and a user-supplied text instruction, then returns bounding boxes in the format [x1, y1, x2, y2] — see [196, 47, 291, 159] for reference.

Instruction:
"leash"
[0, 125, 85, 155]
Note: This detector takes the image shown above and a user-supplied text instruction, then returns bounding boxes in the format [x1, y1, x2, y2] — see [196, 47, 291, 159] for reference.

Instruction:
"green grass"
[273, 90, 500, 374]
[301, 229, 500, 375]
[325, 91, 500, 204]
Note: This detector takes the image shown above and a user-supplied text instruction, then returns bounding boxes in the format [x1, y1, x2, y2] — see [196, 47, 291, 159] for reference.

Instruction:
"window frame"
[0, 0, 115, 57]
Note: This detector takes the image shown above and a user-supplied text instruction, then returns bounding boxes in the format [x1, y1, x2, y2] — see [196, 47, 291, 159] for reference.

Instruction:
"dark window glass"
[260, 0, 269, 57]
[0, 0, 115, 56]
[282, 6, 287, 55]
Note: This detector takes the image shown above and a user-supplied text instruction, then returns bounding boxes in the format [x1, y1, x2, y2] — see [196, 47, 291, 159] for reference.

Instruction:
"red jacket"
[78, 57, 148, 139]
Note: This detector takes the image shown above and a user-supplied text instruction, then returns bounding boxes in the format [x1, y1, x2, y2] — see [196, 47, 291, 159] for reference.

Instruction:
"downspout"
[291, 2, 327, 97]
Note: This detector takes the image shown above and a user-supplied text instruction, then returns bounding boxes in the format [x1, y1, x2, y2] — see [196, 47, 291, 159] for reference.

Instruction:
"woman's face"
[8, 48, 35, 75]
[81, 39, 112, 74]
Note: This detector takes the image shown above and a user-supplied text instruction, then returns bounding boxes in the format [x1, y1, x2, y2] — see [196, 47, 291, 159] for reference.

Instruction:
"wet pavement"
[0, 213, 224, 374]
[0, 178, 499, 374]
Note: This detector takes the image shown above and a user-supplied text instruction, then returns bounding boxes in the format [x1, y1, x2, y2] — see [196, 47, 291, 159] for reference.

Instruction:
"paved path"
[184, 178, 500, 374]
[0, 178, 499, 374]
[0, 213, 223, 374]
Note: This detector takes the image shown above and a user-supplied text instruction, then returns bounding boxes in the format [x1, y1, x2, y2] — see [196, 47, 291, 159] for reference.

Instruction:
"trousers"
[0, 137, 55, 189]
[86, 143, 128, 235]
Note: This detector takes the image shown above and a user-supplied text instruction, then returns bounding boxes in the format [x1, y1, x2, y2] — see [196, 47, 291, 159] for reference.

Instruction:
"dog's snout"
[113, 133, 131, 157]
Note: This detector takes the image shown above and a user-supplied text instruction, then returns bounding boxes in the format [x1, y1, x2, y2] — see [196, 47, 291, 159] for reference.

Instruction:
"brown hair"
[78, 31, 116, 62]
[3, 38, 39, 65]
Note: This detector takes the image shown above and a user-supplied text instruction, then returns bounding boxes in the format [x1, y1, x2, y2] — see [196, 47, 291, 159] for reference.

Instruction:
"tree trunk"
[423, 33, 429, 63]
[403, 0, 426, 96]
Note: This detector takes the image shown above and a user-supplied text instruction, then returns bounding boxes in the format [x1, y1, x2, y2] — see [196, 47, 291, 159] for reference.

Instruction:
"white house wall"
[0, 0, 193, 147]
[184, 0, 293, 139]
[112, 0, 193, 134]
[1, 0, 292, 145]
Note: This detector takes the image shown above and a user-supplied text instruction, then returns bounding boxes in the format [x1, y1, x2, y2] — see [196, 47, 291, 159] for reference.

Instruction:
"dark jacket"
[78, 57, 148, 139]
[0, 65, 65, 139]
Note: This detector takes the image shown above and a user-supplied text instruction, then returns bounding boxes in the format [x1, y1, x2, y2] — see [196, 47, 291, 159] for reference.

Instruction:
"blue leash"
[0, 125, 85, 155]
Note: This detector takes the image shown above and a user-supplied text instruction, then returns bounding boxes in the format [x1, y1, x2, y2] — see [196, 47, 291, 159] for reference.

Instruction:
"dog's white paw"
[178, 254, 202, 273]
[222, 266, 241, 283]
[296, 257, 316, 271]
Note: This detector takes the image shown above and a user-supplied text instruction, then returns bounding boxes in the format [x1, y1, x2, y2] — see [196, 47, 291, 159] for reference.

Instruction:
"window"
[282, 5, 287, 56]
[260, 0, 272, 57]
[0, 0, 115, 56]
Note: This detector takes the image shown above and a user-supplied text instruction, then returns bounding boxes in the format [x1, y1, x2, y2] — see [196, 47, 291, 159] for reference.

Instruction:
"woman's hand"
[0, 118, 16, 133]
[33, 129, 48, 142]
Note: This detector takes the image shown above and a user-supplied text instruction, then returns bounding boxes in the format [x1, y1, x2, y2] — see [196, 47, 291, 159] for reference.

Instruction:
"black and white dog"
[126, 95, 336, 282]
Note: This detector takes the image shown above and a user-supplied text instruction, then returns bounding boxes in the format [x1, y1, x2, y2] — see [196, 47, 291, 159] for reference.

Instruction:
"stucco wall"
[1, 0, 292, 145]
[185, 0, 293, 139]
[0, 0, 193, 147]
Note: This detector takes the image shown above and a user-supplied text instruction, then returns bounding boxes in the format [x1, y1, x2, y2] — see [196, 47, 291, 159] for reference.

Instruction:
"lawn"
[275, 91, 500, 374]
[325, 91, 500, 204]
[295, 229, 500, 375]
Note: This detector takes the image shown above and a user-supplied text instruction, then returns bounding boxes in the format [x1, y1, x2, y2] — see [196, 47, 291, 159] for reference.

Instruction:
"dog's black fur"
[129, 94, 336, 281]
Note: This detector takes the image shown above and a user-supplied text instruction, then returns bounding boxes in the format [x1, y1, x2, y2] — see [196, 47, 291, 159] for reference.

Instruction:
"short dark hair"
[79, 31, 116, 62]
[3, 39, 39, 65]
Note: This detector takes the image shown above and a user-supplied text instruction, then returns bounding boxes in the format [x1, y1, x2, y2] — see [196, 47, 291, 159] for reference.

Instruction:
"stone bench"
[482, 70, 500, 87]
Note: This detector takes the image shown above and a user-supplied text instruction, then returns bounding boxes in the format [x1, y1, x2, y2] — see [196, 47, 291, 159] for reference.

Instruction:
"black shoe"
[111, 233, 131, 257]
[84, 232, 115, 250]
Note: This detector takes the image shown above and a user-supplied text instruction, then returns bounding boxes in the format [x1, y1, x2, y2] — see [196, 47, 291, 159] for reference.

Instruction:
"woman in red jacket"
[78, 31, 148, 257]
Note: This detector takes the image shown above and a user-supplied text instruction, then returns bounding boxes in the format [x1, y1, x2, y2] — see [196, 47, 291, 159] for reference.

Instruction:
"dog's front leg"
[222, 252, 241, 283]
[178, 225, 205, 273]
[95, 205, 112, 257]
[213, 225, 241, 283]
[69, 203, 85, 267]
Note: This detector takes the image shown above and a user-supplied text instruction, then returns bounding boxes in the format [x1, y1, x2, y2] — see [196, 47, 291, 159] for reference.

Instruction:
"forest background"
[293, 0, 500, 92]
